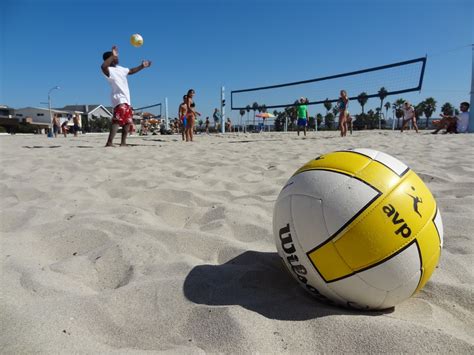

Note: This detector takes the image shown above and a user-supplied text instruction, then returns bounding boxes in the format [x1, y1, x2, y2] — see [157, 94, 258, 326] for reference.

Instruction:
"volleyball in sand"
[273, 148, 443, 310]
[130, 33, 144, 47]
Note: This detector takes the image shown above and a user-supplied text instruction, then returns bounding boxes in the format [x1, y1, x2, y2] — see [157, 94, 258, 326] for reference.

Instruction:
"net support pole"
[221, 86, 225, 134]
[469, 44, 474, 133]
[392, 108, 396, 130]
[165, 97, 169, 130]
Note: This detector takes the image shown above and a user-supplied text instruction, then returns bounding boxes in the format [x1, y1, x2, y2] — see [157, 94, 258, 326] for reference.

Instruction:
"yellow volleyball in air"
[130, 33, 144, 47]
[273, 148, 443, 310]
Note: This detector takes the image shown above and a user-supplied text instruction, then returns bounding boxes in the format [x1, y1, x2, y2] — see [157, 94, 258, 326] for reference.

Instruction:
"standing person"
[52, 114, 60, 138]
[101, 45, 152, 147]
[296, 97, 309, 136]
[432, 101, 470, 134]
[226, 118, 233, 132]
[400, 102, 419, 133]
[178, 95, 187, 141]
[337, 90, 349, 137]
[346, 111, 353, 135]
[72, 114, 81, 137]
[185, 89, 200, 142]
[205, 116, 210, 134]
[213, 108, 221, 129]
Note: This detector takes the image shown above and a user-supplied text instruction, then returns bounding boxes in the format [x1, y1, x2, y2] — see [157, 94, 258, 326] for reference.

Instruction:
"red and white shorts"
[113, 103, 133, 127]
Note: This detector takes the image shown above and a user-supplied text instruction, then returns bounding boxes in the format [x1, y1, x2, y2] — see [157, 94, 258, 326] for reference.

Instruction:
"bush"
[325, 113, 335, 129]
[88, 117, 111, 132]
[16, 123, 39, 134]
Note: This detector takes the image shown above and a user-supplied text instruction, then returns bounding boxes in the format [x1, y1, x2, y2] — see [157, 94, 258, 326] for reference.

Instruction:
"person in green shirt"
[297, 97, 309, 136]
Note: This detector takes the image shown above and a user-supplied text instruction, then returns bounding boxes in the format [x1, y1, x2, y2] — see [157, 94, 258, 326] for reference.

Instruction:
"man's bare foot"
[105, 143, 116, 147]
[120, 144, 129, 147]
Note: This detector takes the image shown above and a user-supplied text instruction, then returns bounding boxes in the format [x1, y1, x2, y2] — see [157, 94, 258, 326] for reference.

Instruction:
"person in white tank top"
[101, 45, 152, 146]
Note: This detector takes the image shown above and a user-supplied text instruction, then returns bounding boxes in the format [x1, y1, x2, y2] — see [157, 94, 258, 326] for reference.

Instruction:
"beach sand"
[1, 131, 473, 353]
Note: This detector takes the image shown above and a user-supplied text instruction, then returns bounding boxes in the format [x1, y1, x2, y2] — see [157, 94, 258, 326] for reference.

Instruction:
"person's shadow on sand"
[183, 250, 392, 320]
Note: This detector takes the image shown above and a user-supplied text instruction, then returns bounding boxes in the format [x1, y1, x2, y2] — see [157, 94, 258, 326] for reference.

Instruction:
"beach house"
[59, 105, 112, 132]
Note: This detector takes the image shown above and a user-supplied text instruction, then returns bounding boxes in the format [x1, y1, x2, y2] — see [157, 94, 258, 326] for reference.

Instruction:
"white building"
[14, 105, 113, 133]
[60, 105, 112, 132]
[14, 107, 78, 133]
[14, 107, 71, 125]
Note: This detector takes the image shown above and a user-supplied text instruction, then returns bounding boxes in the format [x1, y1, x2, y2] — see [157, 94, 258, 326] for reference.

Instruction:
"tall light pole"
[48, 86, 60, 136]
[469, 43, 474, 133]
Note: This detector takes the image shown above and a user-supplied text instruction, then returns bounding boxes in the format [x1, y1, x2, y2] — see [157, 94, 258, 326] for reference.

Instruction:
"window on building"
[37, 113, 44, 116]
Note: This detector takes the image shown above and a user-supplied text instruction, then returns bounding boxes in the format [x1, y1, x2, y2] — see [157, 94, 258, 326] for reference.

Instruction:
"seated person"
[432, 102, 470, 134]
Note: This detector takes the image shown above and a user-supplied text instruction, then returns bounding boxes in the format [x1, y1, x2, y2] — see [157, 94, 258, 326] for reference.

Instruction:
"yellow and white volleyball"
[130, 33, 144, 47]
[273, 148, 443, 310]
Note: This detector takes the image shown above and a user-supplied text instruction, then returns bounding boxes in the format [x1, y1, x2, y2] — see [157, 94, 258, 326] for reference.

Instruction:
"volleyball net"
[134, 103, 162, 118]
[231, 57, 427, 111]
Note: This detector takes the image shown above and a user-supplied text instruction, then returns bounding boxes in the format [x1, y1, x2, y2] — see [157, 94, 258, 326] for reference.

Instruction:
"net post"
[392, 108, 396, 131]
[221, 86, 225, 134]
[165, 97, 169, 130]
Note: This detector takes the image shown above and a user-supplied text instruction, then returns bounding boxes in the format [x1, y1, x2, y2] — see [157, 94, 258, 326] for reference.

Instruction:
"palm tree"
[316, 113, 323, 129]
[245, 105, 251, 132]
[392, 98, 405, 129]
[273, 110, 279, 132]
[377, 87, 388, 129]
[260, 104, 267, 130]
[323, 98, 332, 114]
[384, 101, 391, 124]
[440, 102, 454, 116]
[239, 109, 246, 133]
[252, 102, 259, 129]
[325, 113, 335, 129]
[375, 107, 382, 127]
[357, 92, 369, 113]
[415, 102, 425, 122]
[422, 97, 437, 128]
[367, 109, 377, 129]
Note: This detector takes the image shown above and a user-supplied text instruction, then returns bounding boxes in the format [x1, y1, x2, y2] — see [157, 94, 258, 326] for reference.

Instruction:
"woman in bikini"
[337, 90, 349, 137]
[185, 89, 200, 142]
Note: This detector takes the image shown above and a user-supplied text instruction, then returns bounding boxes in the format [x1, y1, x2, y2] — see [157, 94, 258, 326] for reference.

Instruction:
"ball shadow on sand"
[183, 250, 393, 320]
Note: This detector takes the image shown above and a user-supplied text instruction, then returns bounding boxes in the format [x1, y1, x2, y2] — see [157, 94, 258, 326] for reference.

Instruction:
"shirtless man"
[72, 114, 80, 137]
[52, 114, 60, 138]
[178, 95, 187, 141]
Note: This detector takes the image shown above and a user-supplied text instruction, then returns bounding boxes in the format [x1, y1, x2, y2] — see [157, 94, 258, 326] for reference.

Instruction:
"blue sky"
[1, 0, 472, 121]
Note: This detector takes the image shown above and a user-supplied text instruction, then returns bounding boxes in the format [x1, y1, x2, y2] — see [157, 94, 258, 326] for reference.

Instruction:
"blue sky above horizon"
[1, 0, 472, 121]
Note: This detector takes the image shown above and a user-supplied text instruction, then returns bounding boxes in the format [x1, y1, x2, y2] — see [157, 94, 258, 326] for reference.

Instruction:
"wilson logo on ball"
[273, 148, 443, 310]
